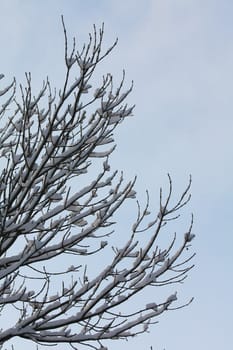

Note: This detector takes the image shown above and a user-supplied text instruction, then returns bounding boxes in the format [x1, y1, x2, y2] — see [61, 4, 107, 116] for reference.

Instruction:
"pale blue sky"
[0, 1, 233, 349]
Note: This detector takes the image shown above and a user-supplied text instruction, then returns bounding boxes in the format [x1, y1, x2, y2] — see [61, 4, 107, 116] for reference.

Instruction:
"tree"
[0, 19, 195, 350]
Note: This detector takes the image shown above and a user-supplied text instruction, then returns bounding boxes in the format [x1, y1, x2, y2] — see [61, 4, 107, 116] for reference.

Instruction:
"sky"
[0, 0, 233, 349]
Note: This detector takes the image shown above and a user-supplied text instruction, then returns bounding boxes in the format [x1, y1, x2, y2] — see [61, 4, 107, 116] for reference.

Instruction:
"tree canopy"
[0, 20, 195, 350]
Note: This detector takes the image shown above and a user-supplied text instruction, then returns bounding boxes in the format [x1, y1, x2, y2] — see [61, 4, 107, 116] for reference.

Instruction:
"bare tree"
[0, 20, 195, 350]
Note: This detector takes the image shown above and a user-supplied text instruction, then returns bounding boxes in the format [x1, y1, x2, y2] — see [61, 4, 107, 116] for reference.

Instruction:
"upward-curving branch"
[0, 20, 195, 350]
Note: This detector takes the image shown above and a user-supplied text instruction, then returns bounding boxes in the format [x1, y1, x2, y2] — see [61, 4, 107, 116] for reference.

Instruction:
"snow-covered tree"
[0, 20, 195, 350]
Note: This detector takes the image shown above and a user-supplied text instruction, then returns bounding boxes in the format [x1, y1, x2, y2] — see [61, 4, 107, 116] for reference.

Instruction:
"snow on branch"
[0, 20, 195, 350]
